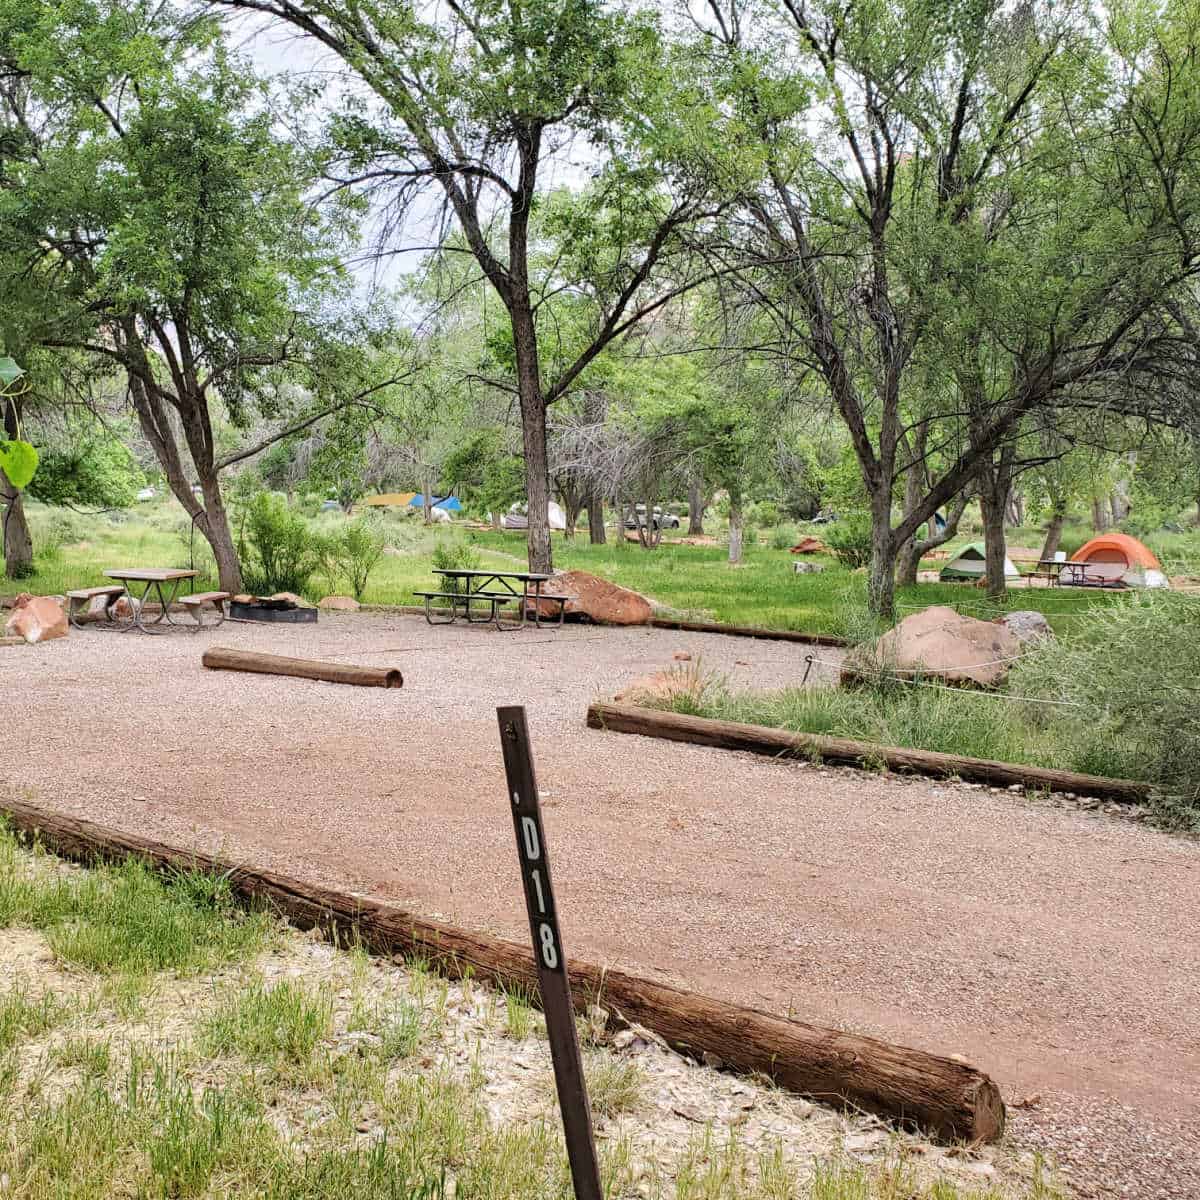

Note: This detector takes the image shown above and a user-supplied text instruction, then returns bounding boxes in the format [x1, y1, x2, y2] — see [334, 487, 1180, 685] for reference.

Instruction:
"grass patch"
[0, 985, 75, 1052]
[582, 1052, 645, 1118]
[645, 671, 1144, 786]
[201, 979, 333, 1067]
[0, 823, 275, 977]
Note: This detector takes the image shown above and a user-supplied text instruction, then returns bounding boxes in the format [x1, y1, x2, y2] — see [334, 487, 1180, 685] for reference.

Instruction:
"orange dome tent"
[1066, 533, 1167, 588]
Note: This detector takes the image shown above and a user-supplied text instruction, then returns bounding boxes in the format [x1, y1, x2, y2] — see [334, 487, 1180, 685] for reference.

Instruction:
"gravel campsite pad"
[3, 613, 1199, 1197]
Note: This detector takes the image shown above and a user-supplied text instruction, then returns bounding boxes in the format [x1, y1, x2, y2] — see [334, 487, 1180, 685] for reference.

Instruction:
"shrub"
[1012, 591, 1200, 826]
[326, 518, 386, 601]
[237, 493, 325, 596]
[823, 511, 873, 569]
[770, 525, 796, 551]
[430, 540, 481, 594]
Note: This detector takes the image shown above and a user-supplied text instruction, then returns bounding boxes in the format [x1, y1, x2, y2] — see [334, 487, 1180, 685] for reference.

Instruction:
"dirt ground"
[3, 613, 1198, 1198]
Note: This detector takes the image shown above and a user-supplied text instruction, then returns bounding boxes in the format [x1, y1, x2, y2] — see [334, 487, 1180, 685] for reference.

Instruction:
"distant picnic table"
[415, 568, 568, 630]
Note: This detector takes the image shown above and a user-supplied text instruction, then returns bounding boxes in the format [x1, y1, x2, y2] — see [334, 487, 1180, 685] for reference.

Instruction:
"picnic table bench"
[415, 568, 569, 630]
[65, 584, 126, 628]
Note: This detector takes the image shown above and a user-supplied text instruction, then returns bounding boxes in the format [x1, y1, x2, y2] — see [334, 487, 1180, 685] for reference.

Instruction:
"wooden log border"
[587, 702, 1152, 804]
[0, 797, 1003, 1143]
[650, 617, 849, 646]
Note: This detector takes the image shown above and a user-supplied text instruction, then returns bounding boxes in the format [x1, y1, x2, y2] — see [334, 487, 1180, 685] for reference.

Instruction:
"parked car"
[624, 504, 681, 531]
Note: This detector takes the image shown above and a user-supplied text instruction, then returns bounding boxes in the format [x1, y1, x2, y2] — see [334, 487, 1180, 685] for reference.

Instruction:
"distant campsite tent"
[359, 492, 416, 508]
[1067, 533, 1167, 588]
[408, 495, 462, 512]
[940, 542, 1020, 582]
[499, 501, 566, 531]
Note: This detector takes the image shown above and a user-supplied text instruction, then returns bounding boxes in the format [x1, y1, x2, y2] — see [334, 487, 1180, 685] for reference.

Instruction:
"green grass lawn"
[5, 501, 1135, 638]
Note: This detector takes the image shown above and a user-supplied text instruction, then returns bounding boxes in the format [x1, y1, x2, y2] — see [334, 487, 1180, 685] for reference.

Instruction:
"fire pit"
[229, 596, 318, 624]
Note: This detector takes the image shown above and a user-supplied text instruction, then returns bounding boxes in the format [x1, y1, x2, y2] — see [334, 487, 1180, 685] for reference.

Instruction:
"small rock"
[793, 561, 826, 574]
[702, 1051, 724, 1070]
[844, 1130, 887, 1154]
[318, 595, 360, 611]
[673, 1103, 704, 1123]
[673, 652, 692, 661]
[995, 609, 1054, 645]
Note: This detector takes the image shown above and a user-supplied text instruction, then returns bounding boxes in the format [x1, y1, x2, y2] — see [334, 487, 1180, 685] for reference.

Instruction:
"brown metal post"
[497, 706, 602, 1200]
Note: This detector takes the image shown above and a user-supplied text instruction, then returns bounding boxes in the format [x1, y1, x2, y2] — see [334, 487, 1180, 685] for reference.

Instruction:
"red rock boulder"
[789, 536, 829, 555]
[5, 594, 68, 644]
[842, 605, 1021, 689]
[537, 570, 653, 625]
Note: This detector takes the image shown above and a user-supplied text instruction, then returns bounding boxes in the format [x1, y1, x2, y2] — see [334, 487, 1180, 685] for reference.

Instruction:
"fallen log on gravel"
[0, 796, 1003, 1143]
[587, 702, 1152, 804]
[202, 646, 402, 689]
[650, 617, 848, 646]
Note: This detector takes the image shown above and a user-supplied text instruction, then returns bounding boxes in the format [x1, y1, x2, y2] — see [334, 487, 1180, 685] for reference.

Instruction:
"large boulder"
[318, 595, 360, 612]
[842, 605, 1021, 689]
[538, 570, 653, 625]
[790, 536, 828, 555]
[5, 594, 68, 644]
[995, 610, 1054, 646]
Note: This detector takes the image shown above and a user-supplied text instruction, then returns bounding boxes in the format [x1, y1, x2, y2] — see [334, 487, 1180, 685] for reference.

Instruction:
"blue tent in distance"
[409, 494, 462, 511]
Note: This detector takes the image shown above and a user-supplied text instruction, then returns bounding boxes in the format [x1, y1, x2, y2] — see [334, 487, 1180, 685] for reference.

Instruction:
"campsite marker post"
[496, 706, 602, 1200]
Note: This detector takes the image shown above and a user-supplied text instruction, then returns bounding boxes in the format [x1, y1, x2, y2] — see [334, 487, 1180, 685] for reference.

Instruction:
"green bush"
[237, 493, 325, 596]
[326, 518, 386, 601]
[823, 511, 873, 569]
[770, 525, 796, 551]
[1012, 591, 1200, 826]
[431, 540, 481, 594]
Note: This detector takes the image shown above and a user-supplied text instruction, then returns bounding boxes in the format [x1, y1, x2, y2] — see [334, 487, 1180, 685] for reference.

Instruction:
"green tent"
[939, 541, 1020, 581]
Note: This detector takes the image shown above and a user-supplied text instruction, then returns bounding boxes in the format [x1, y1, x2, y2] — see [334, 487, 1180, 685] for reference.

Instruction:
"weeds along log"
[586, 703, 1152, 804]
[650, 617, 848, 646]
[201, 646, 403, 689]
[0, 797, 1002, 1143]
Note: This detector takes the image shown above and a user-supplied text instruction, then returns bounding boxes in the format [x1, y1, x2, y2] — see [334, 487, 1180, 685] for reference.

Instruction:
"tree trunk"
[728, 495, 744, 564]
[980, 488, 1009, 599]
[198, 474, 243, 594]
[511, 303, 552, 574]
[1039, 505, 1066, 563]
[866, 487, 896, 620]
[1006, 491, 1025, 527]
[687, 479, 705, 535]
[1, 397, 33, 579]
[1, 481, 33, 579]
[587, 492, 605, 544]
[1091, 496, 1109, 531]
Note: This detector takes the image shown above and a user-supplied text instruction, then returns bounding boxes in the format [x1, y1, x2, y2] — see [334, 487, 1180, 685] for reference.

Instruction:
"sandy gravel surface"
[3, 613, 1198, 1197]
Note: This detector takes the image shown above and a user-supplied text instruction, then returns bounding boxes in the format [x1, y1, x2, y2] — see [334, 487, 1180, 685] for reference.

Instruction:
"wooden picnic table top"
[103, 568, 199, 583]
[432, 567, 553, 582]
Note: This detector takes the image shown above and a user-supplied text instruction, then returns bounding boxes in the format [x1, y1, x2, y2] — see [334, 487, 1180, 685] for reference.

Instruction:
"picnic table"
[1038, 559, 1123, 589]
[66, 569, 231, 632]
[415, 568, 568, 630]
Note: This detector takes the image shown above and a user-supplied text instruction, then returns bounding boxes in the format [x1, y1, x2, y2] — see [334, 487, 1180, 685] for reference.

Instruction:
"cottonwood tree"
[699, 0, 1200, 615]
[210, 0, 726, 574]
[0, 1, 407, 590]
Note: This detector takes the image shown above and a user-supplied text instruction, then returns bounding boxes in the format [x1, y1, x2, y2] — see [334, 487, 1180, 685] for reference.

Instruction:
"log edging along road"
[0, 797, 1003, 1143]
[649, 616, 849, 646]
[586, 702, 1153, 804]
[201, 646, 403, 689]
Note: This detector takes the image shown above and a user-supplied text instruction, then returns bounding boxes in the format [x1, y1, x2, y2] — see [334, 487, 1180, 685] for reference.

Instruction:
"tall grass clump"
[1012, 591, 1200, 827]
[0, 823, 274, 976]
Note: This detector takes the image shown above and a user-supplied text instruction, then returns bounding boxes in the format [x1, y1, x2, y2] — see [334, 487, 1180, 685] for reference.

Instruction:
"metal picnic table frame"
[1037, 559, 1124, 589]
[419, 568, 567, 630]
[102, 568, 199, 633]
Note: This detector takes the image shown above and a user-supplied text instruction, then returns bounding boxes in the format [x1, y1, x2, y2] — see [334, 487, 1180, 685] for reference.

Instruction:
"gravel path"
[4, 614, 1198, 1197]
